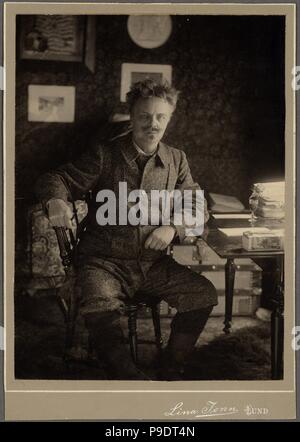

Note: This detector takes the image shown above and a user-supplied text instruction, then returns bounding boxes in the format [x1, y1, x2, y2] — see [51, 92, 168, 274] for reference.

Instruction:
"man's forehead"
[133, 97, 173, 113]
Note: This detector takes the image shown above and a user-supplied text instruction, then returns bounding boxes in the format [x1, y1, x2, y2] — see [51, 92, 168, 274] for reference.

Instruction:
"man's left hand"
[144, 226, 176, 251]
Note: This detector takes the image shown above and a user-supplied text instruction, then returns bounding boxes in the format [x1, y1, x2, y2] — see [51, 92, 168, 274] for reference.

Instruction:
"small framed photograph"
[28, 85, 75, 122]
[120, 63, 172, 102]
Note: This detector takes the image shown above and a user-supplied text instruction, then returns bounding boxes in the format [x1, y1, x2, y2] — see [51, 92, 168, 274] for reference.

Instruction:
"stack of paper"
[253, 181, 285, 219]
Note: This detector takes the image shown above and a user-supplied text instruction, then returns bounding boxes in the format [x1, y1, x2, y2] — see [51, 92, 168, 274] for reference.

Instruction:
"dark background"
[15, 14, 285, 275]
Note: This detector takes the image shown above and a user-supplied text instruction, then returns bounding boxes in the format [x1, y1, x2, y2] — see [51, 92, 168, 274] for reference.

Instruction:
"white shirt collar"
[132, 138, 158, 157]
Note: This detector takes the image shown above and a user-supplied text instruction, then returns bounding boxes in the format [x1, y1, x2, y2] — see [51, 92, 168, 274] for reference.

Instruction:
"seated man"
[35, 79, 217, 380]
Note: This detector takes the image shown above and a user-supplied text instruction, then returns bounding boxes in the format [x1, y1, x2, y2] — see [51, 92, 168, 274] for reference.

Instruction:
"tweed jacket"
[36, 133, 208, 261]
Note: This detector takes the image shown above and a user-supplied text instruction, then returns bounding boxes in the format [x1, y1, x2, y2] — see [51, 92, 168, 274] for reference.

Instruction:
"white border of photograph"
[120, 63, 172, 102]
[28, 85, 76, 122]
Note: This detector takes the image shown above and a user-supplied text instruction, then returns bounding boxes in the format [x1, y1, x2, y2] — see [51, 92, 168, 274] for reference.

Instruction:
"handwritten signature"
[164, 401, 239, 418]
[164, 402, 269, 418]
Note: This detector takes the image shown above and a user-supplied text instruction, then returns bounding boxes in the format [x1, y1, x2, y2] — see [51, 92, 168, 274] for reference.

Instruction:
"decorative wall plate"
[127, 15, 172, 49]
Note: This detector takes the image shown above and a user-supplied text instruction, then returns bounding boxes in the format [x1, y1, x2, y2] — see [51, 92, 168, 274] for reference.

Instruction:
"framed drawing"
[19, 15, 96, 72]
[28, 85, 75, 123]
[120, 63, 172, 102]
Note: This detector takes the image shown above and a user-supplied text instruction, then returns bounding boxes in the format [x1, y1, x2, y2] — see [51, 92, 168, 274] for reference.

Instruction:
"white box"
[211, 294, 261, 316]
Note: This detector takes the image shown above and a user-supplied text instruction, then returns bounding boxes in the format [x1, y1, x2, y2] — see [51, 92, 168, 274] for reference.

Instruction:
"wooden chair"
[53, 223, 163, 366]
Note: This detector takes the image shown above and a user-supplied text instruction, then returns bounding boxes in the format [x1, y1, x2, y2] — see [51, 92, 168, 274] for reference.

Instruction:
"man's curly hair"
[126, 79, 180, 112]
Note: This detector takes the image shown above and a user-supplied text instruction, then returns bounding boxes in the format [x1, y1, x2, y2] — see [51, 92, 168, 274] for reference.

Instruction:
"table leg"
[271, 255, 284, 380]
[223, 258, 236, 334]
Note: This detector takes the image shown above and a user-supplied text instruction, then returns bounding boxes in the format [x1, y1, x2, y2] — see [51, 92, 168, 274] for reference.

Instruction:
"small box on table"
[242, 230, 284, 251]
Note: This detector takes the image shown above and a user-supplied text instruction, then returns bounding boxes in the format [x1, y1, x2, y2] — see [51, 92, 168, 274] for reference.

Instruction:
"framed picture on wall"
[19, 15, 96, 72]
[120, 63, 172, 102]
[28, 85, 75, 123]
[127, 15, 172, 49]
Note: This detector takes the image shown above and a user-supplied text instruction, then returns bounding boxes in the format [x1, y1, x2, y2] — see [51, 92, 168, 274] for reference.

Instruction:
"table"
[202, 215, 284, 380]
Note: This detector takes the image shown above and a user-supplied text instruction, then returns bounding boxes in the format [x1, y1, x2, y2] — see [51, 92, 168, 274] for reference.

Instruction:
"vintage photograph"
[4, 2, 296, 421]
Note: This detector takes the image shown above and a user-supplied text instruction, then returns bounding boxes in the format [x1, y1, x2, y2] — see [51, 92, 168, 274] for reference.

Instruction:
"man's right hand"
[46, 199, 75, 229]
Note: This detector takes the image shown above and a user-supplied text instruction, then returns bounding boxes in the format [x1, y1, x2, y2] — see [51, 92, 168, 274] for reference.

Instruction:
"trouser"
[85, 305, 213, 379]
[84, 306, 214, 355]
[165, 305, 214, 365]
[77, 254, 218, 316]
[78, 254, 217, 377]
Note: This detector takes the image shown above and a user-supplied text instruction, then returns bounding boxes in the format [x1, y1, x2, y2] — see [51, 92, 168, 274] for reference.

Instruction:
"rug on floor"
[185, 324, 271, 380]
[15, 294, 272, 380]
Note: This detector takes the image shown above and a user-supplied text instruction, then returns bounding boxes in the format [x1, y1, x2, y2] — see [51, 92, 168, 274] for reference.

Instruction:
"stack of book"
[253, 181, 285, 219]
[209, 192, 245, 213]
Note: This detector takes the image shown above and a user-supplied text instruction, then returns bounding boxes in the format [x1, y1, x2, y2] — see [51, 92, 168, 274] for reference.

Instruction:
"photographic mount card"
[3, 1, 298, 421]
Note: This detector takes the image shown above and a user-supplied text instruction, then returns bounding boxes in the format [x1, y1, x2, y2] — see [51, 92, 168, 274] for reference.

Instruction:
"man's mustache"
[143, 127, 161, 132]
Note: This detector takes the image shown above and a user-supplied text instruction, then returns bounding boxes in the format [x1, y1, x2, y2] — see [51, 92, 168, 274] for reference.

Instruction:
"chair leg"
[64, 289, 78, 361]
[54, 287, 77, 362]
[151, 303, 163, 355]
[127, 305, 138, 365]
[55, 292, 68, 323]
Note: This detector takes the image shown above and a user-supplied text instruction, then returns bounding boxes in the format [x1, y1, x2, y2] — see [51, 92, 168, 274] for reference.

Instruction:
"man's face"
[131, 97, 173, 150]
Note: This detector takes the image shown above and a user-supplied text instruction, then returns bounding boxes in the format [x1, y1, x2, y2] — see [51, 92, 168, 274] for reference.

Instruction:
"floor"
[14, 292, 272, 380]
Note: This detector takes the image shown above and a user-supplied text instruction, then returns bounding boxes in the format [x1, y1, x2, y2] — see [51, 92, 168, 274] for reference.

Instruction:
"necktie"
[136, 154, 151, 172]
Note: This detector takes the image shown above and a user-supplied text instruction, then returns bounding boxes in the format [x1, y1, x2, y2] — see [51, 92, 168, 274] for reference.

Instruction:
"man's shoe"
[85, 312, 152, 380]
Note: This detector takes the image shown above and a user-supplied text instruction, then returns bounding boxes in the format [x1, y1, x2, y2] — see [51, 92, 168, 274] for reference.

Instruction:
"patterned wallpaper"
[16, 15, 285, 202]
[15, 15, 285, 271]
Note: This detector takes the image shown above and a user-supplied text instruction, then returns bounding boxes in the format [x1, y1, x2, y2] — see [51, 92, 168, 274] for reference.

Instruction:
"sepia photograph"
[3, 2, 296, 421]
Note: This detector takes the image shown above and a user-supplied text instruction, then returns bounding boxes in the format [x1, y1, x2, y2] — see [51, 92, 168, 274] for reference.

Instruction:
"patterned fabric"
[28, 200, 88, 283]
